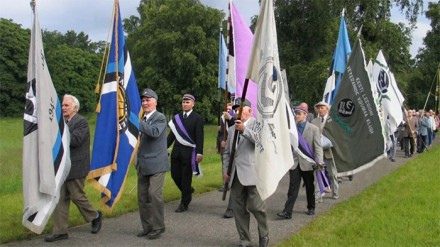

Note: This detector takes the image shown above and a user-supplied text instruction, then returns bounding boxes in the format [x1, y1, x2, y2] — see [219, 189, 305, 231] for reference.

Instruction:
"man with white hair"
[45, 94, 102, 242]
[311, 101, 341, 199]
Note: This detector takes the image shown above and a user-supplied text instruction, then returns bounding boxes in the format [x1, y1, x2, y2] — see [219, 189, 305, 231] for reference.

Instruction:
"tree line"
[1, 0, 439, 120]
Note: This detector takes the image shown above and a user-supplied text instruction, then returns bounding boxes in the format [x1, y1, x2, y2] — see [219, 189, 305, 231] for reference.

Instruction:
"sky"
[0, 0, 432, 58]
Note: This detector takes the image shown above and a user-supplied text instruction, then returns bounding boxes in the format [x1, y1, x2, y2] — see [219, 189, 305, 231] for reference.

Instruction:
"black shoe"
[147, 229, 165, 239]
[175, 204, 188, 213]
[276, 211, 291, 219]
[137, 229, 151, 237]
[223, 208, 233, 218]
[306, 209, 315, 215]
[44, 234, 68, 242]
[91, 211, 102, 234]
[348, 175, 353, 181]
[259, 235, 269, 247]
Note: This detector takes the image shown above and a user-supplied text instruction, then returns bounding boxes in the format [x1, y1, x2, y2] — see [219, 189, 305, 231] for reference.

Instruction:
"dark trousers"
[170, 146, 193, 207]
[404, 136, 415, 156]
[283, 166, 315, 215]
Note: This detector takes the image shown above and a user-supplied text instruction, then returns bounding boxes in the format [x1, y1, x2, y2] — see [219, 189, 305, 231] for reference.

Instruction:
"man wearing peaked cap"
[136, 88, 169, 239]
[223, 98, 269, 247]
[167, 93, 204, 213]
[141, 88, 158, 100]
[182, 94, 195, 101]
[232, 97, 252, 110]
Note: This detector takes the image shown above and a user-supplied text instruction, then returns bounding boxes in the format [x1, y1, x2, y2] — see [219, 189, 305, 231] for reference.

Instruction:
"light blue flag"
[218, 30, 231, 92]
[323, 9, 351, 104]
[88, 2, 141, 211]
[332, 10, 352, 100]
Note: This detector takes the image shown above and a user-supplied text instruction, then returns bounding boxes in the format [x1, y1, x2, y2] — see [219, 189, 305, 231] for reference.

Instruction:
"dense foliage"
[0, 0, 438, 119]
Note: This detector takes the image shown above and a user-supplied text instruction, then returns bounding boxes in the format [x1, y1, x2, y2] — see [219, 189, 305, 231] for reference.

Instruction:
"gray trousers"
[138, 172, 165, 232]
[230, 177, 268, 246]
[53, 178, 97, 234]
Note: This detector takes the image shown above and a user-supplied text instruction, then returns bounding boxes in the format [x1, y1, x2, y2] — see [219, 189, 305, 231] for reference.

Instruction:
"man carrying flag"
[222, 99, 269, 247]
[45, 95, 102, 242]
[246, 0, 294, 201]
[22, 0, 71, 235]
[324, 39, 386, 176]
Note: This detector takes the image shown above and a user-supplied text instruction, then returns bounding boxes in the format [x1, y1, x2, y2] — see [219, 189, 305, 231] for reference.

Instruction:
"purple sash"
[174, 114, 199, 175]
[297, 128, 330, 194]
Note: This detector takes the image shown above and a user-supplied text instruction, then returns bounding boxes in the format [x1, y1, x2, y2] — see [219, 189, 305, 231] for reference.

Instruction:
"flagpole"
[222, 78, 249, 200]
[422, 63, 440, 111]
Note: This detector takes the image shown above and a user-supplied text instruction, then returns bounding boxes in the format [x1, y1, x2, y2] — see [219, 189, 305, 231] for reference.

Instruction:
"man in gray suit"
[277, 104, 323, 219]
[45, 94, 102, 242]
[136, 88, 169, 240]
[223, 99, 269, 247]
[311, 101, 340, 199]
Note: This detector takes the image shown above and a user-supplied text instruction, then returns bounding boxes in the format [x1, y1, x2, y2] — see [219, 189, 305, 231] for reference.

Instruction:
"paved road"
[4, 140, 435, 247]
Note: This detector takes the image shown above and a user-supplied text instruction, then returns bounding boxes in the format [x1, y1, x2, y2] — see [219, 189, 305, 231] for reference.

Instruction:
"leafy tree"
[274, 0, 422, 107]
[45, 44, 101, 113]
[406, 1, 440, 110]
[125, 0, 224, 122]
[0, 18, 29, 117]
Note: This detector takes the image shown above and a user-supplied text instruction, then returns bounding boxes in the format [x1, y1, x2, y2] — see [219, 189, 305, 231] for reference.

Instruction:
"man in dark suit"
[45, 94, 102, 242]
[167, 94, 204, 212]
[136, 88, 169, 239]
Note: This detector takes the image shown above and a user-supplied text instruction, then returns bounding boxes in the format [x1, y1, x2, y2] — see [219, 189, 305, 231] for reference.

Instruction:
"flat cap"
[294, 105, 308, 114]
[141, 88, 158, 100]
[314, 101, 330, 108]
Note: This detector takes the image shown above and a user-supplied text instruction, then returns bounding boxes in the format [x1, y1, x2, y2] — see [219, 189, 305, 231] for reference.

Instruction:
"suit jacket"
[67, 114, 90, 179]
[137, 111, 170, 176]
[222, 118, 257, 186]
[167, 111, 204, 155]
[404, 116, 418, 137]
[292, 122, 323, 171]
[311, 116, 332, 159]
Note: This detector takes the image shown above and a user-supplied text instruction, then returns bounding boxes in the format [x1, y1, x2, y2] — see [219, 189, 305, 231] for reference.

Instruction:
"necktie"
[321, 117, 324, 123]
[183, 113, 188, 119]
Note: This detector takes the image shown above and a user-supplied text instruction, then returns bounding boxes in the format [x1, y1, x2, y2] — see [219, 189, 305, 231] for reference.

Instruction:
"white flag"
[246, 0, 294, 200]
[22, 2, 71, 234]
[372, 50, 405, 134]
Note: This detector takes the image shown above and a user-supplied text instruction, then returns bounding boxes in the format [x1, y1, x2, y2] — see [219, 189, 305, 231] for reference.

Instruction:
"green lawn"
[277, 143, 440, 247]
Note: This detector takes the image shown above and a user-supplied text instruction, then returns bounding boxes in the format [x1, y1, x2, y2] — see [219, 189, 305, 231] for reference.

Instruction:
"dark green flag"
[323, 39, 386, 176]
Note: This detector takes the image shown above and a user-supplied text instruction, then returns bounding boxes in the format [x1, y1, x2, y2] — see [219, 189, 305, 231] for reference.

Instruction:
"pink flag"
[231, 2, 257, 116]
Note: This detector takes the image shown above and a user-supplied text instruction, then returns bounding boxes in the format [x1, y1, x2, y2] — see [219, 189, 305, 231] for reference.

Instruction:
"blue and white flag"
[218, 29, 233, 93]
[22, 2, 71, 234]
[323, 9, 351, 104]
[88, 2, 141, 211]
[246, 0, 295, 200]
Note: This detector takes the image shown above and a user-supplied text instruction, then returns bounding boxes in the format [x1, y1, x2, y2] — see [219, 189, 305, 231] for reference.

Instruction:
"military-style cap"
[141, 88, 158, 100]
[232, 97, 252, 110]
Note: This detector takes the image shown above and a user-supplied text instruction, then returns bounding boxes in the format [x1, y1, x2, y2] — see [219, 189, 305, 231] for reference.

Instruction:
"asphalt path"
[4, 138, 437, 247]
